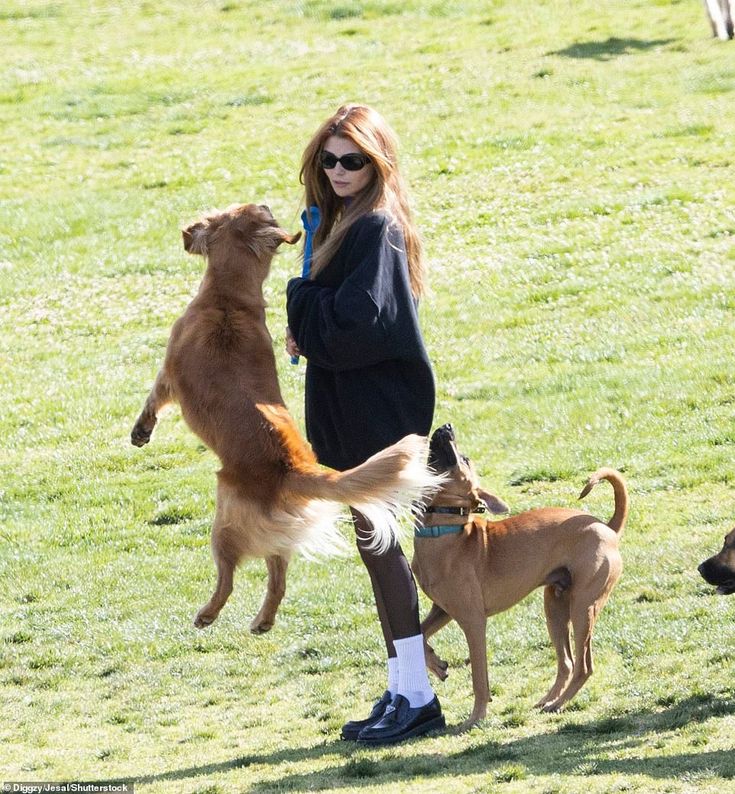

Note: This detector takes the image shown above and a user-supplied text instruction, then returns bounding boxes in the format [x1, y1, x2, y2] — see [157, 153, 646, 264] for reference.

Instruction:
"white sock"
[393, 634, 435, 708]
[387, 656, 399, 697]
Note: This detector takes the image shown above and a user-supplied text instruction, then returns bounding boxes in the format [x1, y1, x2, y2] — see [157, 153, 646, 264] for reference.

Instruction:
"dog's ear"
[262, 227, 302, 247]
[182, 221, 208, 256]
[240, 221, 302, 257]
[477, 488, 509, 515]
[278, 228, 302, 246]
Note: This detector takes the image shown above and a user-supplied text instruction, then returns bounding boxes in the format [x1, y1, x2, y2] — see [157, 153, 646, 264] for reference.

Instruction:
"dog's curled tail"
[578, 468, 628, 535]
[287, 434, 443, 555]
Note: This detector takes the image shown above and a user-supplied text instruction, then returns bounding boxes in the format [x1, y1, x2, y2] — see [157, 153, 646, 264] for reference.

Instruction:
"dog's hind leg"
[131, 369, 174, 446]
[194, 522, 237, 629]
[541, 579, 615, 711]
[420, 603, 452, 680]
[541, 598, 596, 712]
[541, 552, 622, 712]
[250, 554, 290, 635]
[535, 585, 573, 709]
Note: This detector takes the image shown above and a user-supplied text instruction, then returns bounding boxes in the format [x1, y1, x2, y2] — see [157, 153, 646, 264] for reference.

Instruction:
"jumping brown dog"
[698, 528, 735, 594]
[131, 204, 437, 633]
[412, 424, 628, 728]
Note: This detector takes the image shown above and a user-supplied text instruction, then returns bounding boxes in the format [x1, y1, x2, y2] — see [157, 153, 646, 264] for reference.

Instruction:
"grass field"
[2, 1, 735, 792]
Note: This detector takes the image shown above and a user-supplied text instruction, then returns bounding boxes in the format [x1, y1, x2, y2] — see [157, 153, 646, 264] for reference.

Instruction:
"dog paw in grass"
[130, 425, 152, 447]
[249, 617, 274, 635]
[193, 611, 217, 629]
[452, 716, 487, 734]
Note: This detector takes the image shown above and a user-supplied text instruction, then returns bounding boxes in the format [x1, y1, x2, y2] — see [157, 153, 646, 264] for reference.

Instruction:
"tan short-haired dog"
[412, 424, 628, 728]
[131, 204, 437, 632]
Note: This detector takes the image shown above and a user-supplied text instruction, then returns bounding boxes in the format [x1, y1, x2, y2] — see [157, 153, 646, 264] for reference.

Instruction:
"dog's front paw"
[131, 423, 152, 447]
[425, 644, 449, 680]
[457, 716, 483, 733]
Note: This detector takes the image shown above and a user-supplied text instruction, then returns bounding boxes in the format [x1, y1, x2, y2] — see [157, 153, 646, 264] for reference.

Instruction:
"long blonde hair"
[300, 104, 426, 298]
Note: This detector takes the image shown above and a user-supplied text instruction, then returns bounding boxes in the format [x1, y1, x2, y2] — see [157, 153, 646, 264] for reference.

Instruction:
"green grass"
[2, 1, 735, 792]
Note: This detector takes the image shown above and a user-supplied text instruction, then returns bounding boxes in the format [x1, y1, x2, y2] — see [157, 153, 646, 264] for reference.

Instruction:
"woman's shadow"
[98, 693, 735, 791]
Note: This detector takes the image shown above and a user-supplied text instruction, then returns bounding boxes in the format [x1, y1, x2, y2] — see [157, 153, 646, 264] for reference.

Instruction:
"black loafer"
[340, 690, 393, 741]
[356, 694, 445, 745]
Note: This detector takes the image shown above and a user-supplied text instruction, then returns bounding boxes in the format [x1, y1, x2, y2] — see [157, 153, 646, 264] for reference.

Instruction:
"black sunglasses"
[320, 150, 371, 171]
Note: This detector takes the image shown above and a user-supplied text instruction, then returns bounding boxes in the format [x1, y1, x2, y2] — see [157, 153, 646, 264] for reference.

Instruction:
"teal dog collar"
[415, 524, 465, 538]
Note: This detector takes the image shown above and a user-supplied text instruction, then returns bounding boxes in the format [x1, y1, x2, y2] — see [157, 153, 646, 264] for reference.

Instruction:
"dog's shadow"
[98, 694, 735, 791]
[549, 37, 677, 60]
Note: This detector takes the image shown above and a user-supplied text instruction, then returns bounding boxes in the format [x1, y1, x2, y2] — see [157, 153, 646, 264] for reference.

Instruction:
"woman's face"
[321, 135, 374, 199]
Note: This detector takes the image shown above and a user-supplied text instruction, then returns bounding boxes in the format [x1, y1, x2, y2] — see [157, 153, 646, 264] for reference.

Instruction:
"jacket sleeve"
[286, 214, 415, 372]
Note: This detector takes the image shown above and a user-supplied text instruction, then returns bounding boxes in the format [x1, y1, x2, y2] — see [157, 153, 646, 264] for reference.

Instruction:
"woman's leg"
[340, 511, 402, 740]
[357, 550, 400, 695]
[352, 509, 420, 646]
[353, 510, 434, 708]
[342, 511, 444, 743]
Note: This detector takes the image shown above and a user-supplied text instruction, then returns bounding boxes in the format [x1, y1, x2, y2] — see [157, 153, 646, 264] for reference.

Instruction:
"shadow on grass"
[99, 694, 735, 790]
[549, 37, 676, 60]
[98, 741, 352, 787]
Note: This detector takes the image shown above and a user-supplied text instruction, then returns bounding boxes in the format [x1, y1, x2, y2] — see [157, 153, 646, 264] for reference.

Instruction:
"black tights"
[351, 509, 421, 658]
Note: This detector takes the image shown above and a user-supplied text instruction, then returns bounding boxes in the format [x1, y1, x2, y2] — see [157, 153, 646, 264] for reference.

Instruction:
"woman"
[285, 104, 443, 745]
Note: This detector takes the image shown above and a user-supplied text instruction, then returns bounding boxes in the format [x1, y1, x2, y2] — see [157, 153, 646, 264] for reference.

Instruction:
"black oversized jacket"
[286, 210, 435, 471]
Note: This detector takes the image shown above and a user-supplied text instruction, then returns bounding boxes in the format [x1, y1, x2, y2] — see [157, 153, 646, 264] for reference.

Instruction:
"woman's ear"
[182, 221, 208, 256]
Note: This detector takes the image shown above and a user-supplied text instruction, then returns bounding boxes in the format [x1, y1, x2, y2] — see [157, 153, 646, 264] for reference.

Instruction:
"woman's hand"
[285, 326, 301, 358]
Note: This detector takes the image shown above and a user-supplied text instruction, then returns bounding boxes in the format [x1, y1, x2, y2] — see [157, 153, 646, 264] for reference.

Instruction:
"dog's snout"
[438, 422, 454, 439]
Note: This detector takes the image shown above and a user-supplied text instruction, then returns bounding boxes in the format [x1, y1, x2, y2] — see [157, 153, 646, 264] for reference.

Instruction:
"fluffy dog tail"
[286, 434, 442, 554]
[578, 468, 628, 535]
